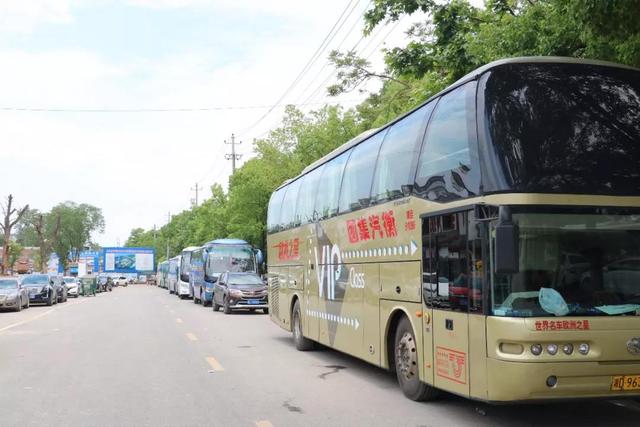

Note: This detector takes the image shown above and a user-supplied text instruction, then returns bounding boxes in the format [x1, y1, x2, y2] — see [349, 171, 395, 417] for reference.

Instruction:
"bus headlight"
[531, 344, 543, 356]
[578, 343, 590, 355]
[546, 344, 558, 355]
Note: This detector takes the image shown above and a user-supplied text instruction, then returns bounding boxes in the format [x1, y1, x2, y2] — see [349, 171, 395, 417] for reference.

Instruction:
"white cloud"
[0, 0, 74, 33]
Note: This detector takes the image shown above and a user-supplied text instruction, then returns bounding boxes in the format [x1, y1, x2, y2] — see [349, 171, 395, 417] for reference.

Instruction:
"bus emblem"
[627, 338, 640, 356]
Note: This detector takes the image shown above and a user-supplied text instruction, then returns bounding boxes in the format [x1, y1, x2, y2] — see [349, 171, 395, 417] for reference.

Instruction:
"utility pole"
[224, 133, 242, 173]
[190, 183, 200, 207]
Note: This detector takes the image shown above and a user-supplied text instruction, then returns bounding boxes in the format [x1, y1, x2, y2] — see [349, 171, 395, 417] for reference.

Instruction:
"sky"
[0, 0, 425, 246]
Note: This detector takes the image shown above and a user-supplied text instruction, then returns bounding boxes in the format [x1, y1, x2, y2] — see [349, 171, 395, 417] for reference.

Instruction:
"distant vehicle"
[51, 276, 68, 303]
[212, 272, 268, 314]
[97, 276, 113, 292]
[113, 276, 128, 287]
[137, 275, 147, 284]
[63, 276, 80, 298]
[198, 239, 264, 307]
[167, 255, 181, 295]
[178, 247, 200, 299]
[21, 274, 57, 306]
[189, 247, 206, 305]
[147, 274, 157, 286]
[0, 276, 29, 311]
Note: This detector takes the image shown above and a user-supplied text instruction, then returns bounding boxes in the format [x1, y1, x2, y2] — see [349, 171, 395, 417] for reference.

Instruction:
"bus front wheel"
[394, 316, 439, 401]
[292, 300, 314, 351]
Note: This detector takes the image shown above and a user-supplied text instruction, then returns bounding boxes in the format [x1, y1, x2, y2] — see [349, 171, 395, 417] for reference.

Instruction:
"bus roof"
[277, 56, 638, 192]
[181, 246, 201, 253]
[204, 238, 250, 246]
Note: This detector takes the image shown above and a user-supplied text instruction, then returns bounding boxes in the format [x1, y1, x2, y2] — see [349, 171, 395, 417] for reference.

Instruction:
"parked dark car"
[212, 272, 268, 314]
[21, 274, 57, 306]
[52, 276, 68, 303]
[0, 277, 29, 311]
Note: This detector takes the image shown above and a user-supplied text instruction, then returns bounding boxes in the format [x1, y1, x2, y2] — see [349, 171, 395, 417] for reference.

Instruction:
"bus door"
[424, 212, 471, 397]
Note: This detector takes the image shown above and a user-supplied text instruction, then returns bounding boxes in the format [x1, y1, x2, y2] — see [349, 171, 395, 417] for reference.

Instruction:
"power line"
[293, 2, 370, 105]
[0, 100, 363, 113]
[235, 0, 361, 138]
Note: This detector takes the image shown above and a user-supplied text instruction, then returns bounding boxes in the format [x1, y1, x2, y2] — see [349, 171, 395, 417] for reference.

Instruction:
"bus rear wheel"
[292, 300, 314, 351]
[394, 316, 439, 401]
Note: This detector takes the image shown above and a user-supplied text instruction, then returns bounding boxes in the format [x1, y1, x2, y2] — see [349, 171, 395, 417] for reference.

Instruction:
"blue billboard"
[102, 247, 155, 273]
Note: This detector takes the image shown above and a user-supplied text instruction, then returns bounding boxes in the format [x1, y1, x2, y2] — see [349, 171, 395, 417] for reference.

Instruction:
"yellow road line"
[0, 308, 55, 334]
[175, 318, 183, 324]
[186, 332, 198, 341]
[206, 356, 224, 371]
[255, 421, 274, 427]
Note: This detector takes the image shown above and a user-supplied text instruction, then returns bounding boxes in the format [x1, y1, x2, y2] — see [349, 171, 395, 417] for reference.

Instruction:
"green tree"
[50, 202, 105, 271]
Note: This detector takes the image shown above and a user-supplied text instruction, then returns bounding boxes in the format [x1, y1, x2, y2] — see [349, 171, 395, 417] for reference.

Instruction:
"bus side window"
[338, 130, 385, 213]
[414, 82, 480, 202]
[296, 164, 324, 224]
[280, 178, 301, 230]
[267, 188, 285, 233]
[423, 212, 471, 313]
[314, 150, 350, 220]
[371, 102, 434, 204]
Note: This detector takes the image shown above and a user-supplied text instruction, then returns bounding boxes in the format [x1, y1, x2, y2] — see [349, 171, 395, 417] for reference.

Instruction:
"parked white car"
[63, 276, 80, 298]
[113, 276, 128, 287]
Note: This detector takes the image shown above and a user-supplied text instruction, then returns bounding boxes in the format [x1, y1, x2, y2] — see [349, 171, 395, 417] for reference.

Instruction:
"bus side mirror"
[254, 249, 264, 265]
[495, 207, 519, 275]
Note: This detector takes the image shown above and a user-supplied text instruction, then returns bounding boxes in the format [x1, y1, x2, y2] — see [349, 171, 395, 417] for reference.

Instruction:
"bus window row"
[267, 81, 481, 233]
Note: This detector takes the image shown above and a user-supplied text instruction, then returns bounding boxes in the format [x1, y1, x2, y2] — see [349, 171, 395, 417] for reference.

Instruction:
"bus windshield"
[484, 63, 640, 196]
[206, 245, 255, 275]
[491, 212, 640, 317]
[180, 252, 192, 282]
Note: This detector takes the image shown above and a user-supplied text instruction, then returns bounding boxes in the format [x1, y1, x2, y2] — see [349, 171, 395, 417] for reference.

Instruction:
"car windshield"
[0, 279, 18, 289]
[22, 275, 49, 285]
[228, 274, 263, 286]
[207, 246, 255, 274]
[491, 212, 640, 317]
[63, 277, 76, 283]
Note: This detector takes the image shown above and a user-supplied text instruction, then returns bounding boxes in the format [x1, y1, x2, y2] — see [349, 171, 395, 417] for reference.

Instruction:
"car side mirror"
[494, 206, 519, 275]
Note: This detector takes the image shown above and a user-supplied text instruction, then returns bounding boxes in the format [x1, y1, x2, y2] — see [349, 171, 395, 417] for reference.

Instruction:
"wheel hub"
[396, 332, 417, 380]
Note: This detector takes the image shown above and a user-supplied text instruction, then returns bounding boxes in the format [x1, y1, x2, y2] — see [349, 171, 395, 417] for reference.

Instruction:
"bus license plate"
[247, 300, 260, 305]
[611, 375, 640, 391]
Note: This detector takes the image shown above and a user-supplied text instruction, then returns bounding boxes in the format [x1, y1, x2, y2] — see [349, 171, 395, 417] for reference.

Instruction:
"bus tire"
[292, 300, 314, 351]
[394, 316, 439, 401]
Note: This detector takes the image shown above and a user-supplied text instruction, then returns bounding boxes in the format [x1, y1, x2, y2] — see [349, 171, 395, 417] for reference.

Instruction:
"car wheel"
[223, 297, 232, 314]
[212, 300, 220, 312]
[15, 300, 22, 312]
[394, 316, 439, 401]
[292, 300, 314, 351]
[63, 293, 68, 303]
[46, 293, 53, 306]
[263, 308, 269, 315]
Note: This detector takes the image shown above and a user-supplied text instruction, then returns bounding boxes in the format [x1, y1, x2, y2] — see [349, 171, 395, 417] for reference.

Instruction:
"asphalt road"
[1, 285, 639, 427]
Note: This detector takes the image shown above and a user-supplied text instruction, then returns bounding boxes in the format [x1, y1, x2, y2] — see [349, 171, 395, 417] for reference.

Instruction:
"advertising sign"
[78, 250, 100, 273]
[102, 247, 155, 273]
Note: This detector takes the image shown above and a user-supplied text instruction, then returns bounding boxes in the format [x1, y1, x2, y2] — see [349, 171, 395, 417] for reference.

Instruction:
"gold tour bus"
[266, 57, 640, 402]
